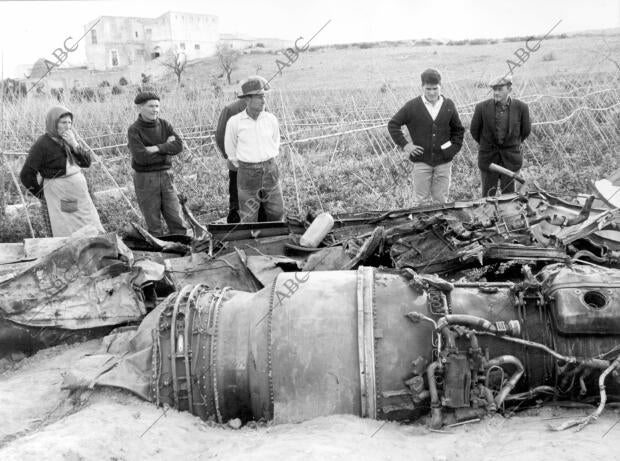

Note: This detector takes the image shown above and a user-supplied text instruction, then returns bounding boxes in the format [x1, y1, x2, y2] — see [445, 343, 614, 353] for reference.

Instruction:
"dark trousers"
[237, 158, 285, 223]
[227, 169, 240, 223]
[481, 168, 517, 197]
[133, 170, 187, 236]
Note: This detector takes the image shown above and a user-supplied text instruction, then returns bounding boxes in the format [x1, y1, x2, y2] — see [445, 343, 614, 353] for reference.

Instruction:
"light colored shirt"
[224, 110, 280, 163]
[65, 157, 81, 176]
[423, 95, 444, 121]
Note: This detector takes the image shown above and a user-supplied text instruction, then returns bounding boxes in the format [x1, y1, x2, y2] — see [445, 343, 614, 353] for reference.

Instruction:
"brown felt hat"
[238, 76, 271, 98]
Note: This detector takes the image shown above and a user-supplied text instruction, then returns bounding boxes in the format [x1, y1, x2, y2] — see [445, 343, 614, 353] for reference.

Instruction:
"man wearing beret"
[470, 75, 531, 196]
[127, 91, 188, 235]
[388, 68, 465, 204]
[224, 76, 284, 222]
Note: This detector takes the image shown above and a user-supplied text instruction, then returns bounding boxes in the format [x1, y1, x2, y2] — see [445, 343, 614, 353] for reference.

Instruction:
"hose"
[588, 357, 620, 424]
[552, 356, 620, 431]
[504, 385, 556, 401]
[476, 331, 611, 368]
[487, 355, 525, 407]
[426, 361, 443, 429]
[405, 311, 442, 355]
[437, 315, 521, 337]
[441, 326, 457, 351]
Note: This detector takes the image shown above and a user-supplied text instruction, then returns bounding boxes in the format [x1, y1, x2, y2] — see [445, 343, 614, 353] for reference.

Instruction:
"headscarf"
[45, 105, 76, 163]
[45, 105, 73, 139]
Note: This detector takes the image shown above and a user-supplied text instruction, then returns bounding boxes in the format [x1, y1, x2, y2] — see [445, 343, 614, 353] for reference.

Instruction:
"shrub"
[50, 87, 64, 102]
[357, 42, 375, 49]
[70, 87, 98, 102]
[119, 77, 129, 86]
[542, 52, 556, 62]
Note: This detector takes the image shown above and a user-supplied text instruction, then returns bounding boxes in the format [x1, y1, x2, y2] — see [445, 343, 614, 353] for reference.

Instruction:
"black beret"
[134, 91, 160, 105]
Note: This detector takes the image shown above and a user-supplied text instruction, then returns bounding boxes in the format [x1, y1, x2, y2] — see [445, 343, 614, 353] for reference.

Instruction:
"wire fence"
[1, 70, 619, 239]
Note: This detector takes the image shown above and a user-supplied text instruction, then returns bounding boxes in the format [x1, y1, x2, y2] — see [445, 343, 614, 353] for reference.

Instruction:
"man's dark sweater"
[388, 96, 464, 167]
[127, 115, 183, 172]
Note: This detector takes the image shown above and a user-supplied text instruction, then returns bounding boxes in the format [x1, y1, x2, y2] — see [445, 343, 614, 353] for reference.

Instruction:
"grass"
[1, 34, 619, 242]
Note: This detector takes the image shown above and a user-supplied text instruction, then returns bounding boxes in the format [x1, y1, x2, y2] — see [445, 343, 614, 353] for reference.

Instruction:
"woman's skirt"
[43, 171, 104, 237]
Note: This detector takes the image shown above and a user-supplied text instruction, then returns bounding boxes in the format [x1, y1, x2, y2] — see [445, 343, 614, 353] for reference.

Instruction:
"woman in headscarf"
[20, 106, 104, 237]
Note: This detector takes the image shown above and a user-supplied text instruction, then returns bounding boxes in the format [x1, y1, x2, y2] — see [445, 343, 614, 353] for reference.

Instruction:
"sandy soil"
[1, 341, 619, 461]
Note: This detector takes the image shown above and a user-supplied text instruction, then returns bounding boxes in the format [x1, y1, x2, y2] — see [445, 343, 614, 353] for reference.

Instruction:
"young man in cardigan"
[388, 69, 465, 204]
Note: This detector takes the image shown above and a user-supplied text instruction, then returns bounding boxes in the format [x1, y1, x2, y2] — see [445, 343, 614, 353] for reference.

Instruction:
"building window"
[110, 50, 119, 67]
[91, 30, 97, 44]
[194, 44, 200, 50]
[135, 31, 138, 38]
[145, 28, 152, 39]
[180, 43, 186, 50]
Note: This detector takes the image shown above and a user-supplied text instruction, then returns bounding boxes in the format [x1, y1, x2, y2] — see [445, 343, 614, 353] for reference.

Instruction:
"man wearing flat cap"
[224, 76, 285, 222]
[470, 75, 531, 196]
[127, 91, 188, 235]
[388, 68, 465, 204]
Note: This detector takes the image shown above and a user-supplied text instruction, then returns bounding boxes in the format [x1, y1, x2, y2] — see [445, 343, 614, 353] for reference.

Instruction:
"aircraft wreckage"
[2, 168, 620, 430]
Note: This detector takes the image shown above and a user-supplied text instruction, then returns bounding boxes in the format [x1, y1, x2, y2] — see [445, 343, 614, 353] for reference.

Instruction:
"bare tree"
[215, 43, 241, 85]
[162, 51, 187, 85]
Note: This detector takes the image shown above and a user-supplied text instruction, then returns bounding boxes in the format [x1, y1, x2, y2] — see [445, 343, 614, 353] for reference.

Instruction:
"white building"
[83, 11, 219, 71]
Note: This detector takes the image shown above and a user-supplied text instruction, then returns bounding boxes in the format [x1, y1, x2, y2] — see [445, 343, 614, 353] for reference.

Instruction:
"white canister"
[299, 212, 335, 248]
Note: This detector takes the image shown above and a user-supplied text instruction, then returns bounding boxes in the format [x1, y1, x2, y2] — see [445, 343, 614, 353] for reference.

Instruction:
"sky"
[0, 0, 619, 77]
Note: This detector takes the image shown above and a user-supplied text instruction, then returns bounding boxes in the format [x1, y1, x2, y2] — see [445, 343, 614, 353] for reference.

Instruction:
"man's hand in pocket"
[227, 159, 239, 170]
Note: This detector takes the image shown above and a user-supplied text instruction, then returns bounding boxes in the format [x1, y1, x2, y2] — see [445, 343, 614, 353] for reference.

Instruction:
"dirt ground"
[1, 340, 619, 461]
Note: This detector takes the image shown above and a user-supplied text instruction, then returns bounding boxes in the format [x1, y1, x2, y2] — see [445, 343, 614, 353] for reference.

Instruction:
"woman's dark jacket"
[20, 134, 91, 198]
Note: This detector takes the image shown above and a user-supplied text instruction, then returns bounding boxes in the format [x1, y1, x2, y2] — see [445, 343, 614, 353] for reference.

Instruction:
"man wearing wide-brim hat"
[215, 78, 270, 223]
[470, 75, 531, 197]
[224, 76, 285, 222]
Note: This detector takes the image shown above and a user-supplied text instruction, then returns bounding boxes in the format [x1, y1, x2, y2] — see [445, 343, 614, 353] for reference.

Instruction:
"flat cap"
[489, 75, 513, 88]
[134, 91, 160, 104]
[421, 68, 441, 85]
